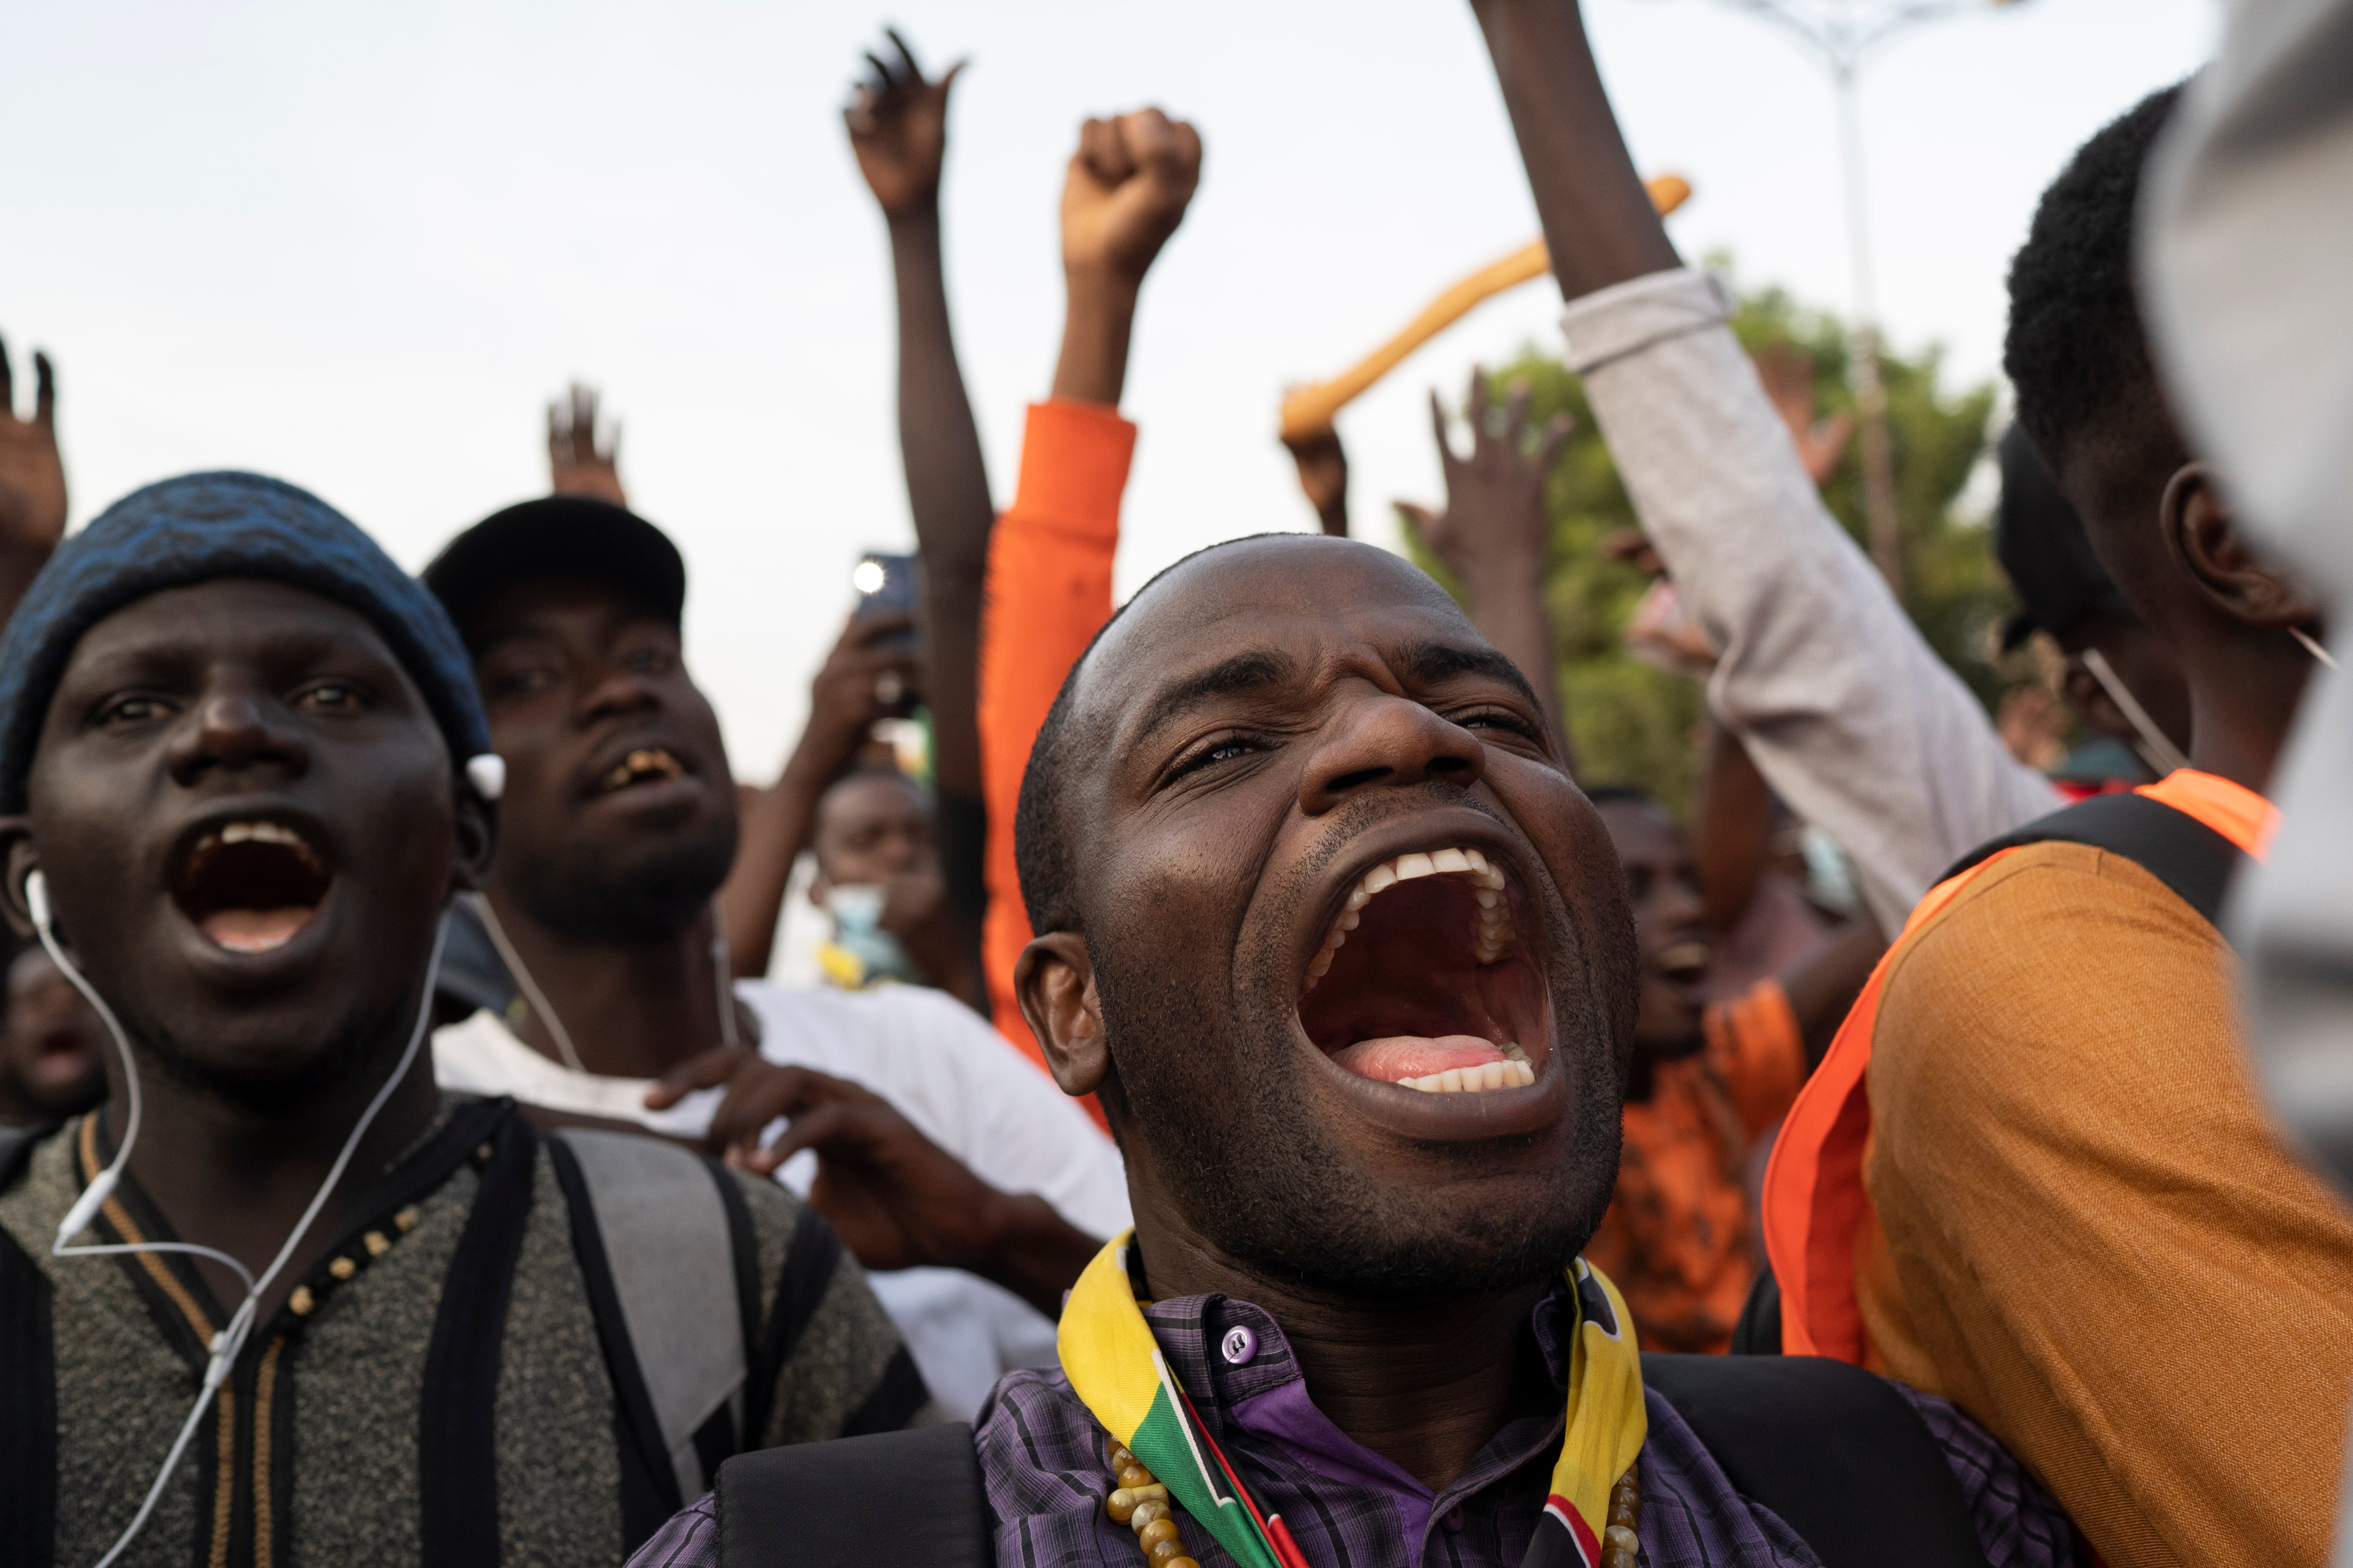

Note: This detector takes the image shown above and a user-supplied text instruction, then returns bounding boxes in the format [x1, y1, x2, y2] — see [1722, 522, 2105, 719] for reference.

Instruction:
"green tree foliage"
[1402, 271, 2013, 816]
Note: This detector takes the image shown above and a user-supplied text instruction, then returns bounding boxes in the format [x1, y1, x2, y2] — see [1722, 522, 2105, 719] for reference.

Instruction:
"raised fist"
[1060, 108, 1202, 289]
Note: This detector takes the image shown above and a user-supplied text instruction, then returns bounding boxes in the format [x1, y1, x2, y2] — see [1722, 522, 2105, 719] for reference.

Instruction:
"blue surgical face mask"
[824, 884, 921, 985]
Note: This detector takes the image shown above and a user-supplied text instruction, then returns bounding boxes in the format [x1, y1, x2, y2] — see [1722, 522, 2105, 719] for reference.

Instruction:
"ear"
[2161, 463, 2325, 629]
[450, 789, 496, 896]
[0, 819, 38, 941]
[1014, 931, 1109, 1098]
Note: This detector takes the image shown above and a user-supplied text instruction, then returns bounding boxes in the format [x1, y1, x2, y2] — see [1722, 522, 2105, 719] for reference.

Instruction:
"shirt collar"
[1133, 1273, 1578, 1561]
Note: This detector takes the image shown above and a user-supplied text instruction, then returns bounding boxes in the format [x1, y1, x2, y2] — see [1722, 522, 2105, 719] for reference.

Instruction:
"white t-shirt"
[432, 979, 1130, 1421]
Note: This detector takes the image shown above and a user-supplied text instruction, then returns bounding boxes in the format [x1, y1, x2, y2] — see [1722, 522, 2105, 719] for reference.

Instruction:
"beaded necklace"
[1100, 1438, 1643, 1568]
[1062, 1237, 1647, 1568]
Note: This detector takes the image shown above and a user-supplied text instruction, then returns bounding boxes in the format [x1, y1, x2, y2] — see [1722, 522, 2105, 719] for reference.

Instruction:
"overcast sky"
[1, 0, 2215, 773]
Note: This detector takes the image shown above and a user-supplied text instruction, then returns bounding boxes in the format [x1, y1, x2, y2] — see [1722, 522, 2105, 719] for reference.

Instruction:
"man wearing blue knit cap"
[0, 473, 927, 1567]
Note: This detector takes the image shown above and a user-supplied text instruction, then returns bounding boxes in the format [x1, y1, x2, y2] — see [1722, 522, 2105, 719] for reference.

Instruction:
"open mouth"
[173, 821, 333, 954]
[595, 746, 688, 795]
[1297, 846, 1550, 1095]
[1656, 938, 1713, 987]
[25, 1028, 99, 1091]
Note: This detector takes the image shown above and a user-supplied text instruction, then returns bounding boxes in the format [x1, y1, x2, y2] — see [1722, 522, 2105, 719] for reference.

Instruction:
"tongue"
[1329, 1034, 1505, 1082]
[202, 908, 315, 953]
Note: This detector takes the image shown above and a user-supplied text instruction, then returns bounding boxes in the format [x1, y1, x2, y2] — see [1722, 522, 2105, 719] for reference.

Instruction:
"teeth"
[602, 749, 685, 792]
[1657, 939, 1713, 979]
[206, 822, 322, 870]
[1395, 1059, 1537, 1094]
[1502, 1041, 1530, 1065]
[1301, 844, 1521, 997]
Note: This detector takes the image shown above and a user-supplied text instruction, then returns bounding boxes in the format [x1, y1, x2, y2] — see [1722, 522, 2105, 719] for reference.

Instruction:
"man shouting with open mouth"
[637, 534, 2079, 1568]
[0, 474, 921, 1568]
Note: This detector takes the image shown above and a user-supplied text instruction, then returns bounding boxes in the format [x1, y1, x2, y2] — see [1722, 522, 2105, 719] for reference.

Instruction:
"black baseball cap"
[422, 496, 686, 650]
[1993, 423, 2135, 650]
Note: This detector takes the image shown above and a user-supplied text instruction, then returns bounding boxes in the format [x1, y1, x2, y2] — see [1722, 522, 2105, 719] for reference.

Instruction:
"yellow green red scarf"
[1057, 1233, 1646, 1568]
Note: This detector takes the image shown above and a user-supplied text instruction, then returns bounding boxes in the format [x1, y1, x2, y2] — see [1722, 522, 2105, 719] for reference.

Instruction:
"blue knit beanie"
[0, 472, 490, 814]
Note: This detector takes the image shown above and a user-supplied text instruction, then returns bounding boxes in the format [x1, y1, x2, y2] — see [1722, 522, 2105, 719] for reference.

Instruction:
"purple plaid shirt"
[628, 1282, 2077, 1568]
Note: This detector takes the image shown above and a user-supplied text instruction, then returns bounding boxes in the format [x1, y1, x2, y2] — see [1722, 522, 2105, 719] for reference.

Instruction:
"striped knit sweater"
[0, 1094, 931, 1567]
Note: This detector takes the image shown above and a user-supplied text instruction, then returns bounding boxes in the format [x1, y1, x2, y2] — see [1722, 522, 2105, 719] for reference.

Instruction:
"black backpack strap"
[0, 1121, 42, 1188]
[0, 1126, 57, 1568]
[715, 1422, 990, 1568]
[1939, 789, 2244, 934]
[1643, 1353, 1991, 1568]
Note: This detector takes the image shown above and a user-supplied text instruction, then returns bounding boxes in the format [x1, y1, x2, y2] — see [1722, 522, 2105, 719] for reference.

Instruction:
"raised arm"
[1467, 1, 1677, 297]
[0, 336, 66, 630]
[1048, 109, 1202, 405]
[1398, 367, 1574, 762]
[547, 382, 628, 507]
[1468, 0, 2060, 931]
[1282, 428, 1351, 537]
[976, 109, 1200, 1084]
[845, 34, 996, 966]
[719, 610, 920, 975]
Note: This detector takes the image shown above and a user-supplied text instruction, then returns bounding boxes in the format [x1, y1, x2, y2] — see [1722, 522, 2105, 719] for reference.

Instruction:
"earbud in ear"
[25, 868, 50, 934]
[466, 754, 506, 801]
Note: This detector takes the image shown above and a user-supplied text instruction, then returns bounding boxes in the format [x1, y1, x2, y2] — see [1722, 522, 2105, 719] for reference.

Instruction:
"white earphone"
[28, 864, 449, 1568]
[466, 752, 506, 801]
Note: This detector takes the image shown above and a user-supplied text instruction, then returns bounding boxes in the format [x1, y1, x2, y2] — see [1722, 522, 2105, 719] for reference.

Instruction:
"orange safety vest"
[1759, 768, 2279, 1363]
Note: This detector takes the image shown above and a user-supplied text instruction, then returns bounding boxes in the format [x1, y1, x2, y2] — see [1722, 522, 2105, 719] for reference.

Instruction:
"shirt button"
[1220, 1325, 1258, 1366]
[1442, 1506, 1466, 1534]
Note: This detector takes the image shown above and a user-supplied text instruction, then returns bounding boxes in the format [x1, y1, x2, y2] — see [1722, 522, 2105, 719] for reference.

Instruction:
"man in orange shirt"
[975, 109, 1200, 1090]
[1583, 788, 1879, 1354]
[1765, 87, 2353, 1568]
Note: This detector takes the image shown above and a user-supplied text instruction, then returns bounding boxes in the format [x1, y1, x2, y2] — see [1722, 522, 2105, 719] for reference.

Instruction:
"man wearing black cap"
[422, 493, 1130, 1424]
[1991, 424, 2192, 788]
[0, 473, 925, 1566]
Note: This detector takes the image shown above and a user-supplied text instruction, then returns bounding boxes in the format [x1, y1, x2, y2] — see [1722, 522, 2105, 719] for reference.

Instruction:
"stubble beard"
[506, 817, 739, 947]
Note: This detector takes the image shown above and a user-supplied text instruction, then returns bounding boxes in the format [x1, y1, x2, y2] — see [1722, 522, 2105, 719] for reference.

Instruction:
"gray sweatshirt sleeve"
[1559, 267, 2064, 931]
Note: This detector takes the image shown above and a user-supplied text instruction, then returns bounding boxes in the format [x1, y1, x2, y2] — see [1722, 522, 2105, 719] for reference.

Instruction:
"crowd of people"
[0, 3, 2346, 1566]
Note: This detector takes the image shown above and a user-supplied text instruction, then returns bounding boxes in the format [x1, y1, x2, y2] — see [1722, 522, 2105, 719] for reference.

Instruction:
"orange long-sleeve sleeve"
[976, 400, 1136, 1127]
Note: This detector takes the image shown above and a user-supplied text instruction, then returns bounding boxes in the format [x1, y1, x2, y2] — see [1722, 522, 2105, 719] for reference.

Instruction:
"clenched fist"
[1060, 109, 1202, 291]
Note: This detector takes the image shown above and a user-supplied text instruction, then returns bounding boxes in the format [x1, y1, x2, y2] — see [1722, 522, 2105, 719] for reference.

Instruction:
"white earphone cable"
[30, 868, 449, 1568]
[471, 890, 586, 1073]
[2080, 647, 2193, 778]
[710, 902, 740, 1050]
